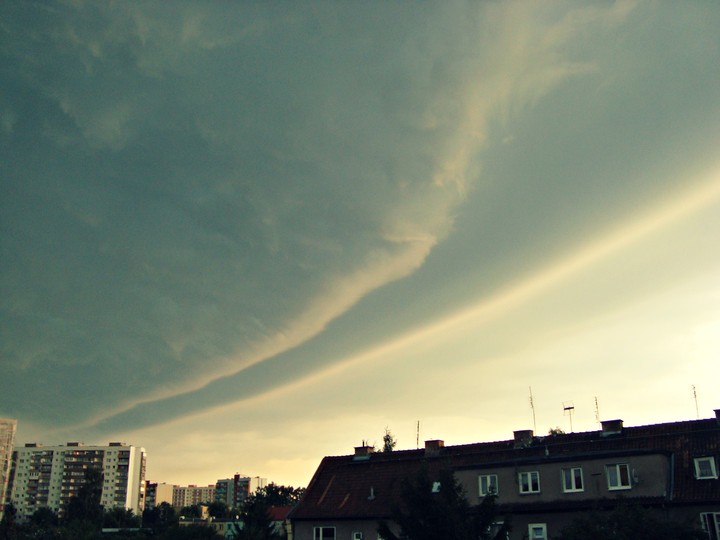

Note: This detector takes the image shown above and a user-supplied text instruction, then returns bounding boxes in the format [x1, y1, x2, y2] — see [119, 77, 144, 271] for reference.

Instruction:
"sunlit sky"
[2, 1, 720, 489]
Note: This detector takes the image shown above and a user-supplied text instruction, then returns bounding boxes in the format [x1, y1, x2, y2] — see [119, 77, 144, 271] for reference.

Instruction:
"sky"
[1, 0, 720, 489]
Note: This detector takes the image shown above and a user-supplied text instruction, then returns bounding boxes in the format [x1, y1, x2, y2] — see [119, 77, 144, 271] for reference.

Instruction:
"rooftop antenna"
[594, 396, 601, 426]
[529, 387, 537, 432]
[563, 401, 575, 433]
[416, 420, 420, 450]
[692, 385, 699, 419]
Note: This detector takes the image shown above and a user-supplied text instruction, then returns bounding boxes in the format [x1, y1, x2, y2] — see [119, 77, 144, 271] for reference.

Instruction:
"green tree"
[27, 508, 60, 540]
[29, 508, 58, 529]
[382, 428, 397, 453]
[231, 496, 284, 540]
[103, 507, 141, 529]
[207, 500, 230, 519]
[377, 466, 509, 540]
[155, 524, 216, 540]
[556, 503, 705, 540]
[0, 503, 19, 540]
[252, 484, 305, 507]
[179, 504, 202, 519]
[142, 501, 177, 531]
[63, 468, 104, 529]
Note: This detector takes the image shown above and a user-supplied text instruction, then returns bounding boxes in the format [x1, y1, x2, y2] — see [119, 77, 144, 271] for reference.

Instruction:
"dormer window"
[694, 457, 718, 479]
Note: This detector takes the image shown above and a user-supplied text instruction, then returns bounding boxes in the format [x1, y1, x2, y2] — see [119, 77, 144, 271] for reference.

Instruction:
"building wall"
[456, 452, 671, 506]
[6, 442, 146, 521]
[173, 485, 216, 509]
[214, 475, 268, 508]
[294, 519, 392, 540]
[0, 419, 18, 520]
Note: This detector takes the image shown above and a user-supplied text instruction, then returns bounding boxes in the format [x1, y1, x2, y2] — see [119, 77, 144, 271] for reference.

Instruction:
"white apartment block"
[172, 484, 216, 509]
[5, 441, 146, 521]
[0, 418, 18, 520]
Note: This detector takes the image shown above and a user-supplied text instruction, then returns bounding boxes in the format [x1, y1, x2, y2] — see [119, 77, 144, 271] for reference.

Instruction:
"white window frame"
[313, 526, 336, 540]
[479, 474, 498, 496]
[487, 521, 509, 540]
[694, 456, 718, 479]
[561, 467, 584, 493]
[528, 523, 548, 540]
[518, 471, 540, 494]
[606, 463, 632, 490]
[700, 512, 720, 540]
[352, 532, 363, 540]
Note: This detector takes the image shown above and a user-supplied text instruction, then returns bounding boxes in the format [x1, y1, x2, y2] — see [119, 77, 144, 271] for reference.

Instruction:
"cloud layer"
[2, 1, 720, 485]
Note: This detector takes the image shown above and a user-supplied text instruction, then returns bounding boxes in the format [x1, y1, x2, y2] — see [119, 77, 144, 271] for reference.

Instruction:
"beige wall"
[456, 453, 671, 506]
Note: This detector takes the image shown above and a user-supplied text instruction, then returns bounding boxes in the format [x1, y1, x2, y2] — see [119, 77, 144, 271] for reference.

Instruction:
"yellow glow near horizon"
[262, 166, 720, 397]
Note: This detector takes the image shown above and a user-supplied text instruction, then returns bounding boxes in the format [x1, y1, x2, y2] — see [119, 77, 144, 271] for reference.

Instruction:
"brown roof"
[291, 416, 720, 520]
[268, 505, 293, 521]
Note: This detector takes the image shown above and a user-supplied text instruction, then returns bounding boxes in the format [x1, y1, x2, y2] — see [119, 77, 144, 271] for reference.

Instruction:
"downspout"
[667, 453, 675, 501]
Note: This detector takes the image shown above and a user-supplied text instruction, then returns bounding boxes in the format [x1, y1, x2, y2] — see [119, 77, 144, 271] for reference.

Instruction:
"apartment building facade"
[215, 474, 268, 508]
[5, 441, 147, 521]
[0, 418, 17, 520]
[145, 481, 174, 509]
[172, 484, 216, 509]
[290, 411, 720, 540]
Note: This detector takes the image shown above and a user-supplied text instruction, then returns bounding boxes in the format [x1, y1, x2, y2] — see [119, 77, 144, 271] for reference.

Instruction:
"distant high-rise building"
[6, 441, 146, 521]
[215, 474, 268, 508]
[145, 481, 175, 510]
[0, 418, 18, 520]
[172, 484, 216, 509]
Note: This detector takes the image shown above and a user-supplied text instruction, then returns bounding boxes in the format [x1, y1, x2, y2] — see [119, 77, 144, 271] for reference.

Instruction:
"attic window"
[431, 481, 441, 493]
[694, 457, 718, 479]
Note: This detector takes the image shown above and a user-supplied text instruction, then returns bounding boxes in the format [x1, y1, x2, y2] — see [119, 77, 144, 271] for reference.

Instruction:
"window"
[486, 521, 509, 540]
[606, 463, 632, 490]
[561, 467, 584, 492]
[479, 474, 498, 496]
[701, 513, 720, 540]
[694, 457, 718, 479]
[313, 527, 335, 540]
[518, 471, 540, 494]
[528, 523, 547, 540]
[352, 533, 363, 540]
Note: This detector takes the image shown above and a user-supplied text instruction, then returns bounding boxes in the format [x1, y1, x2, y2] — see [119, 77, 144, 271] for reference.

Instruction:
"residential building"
[145, 481, 174, 509]
[290, 411, 720, 540]
[180, 506, 291, 539]
[215, 474, 268, 508]
[5, 441, 146, 521]
[173, 484, 216, 509]
[0, 418, 17, 521]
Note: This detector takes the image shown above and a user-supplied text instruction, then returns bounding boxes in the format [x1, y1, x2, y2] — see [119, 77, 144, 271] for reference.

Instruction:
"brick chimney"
[513, 430, 534, 448]
[424, 440, 444, 457]
[714, 409, 720, 425]
[601, 419, 624, 436]
[353, 445, 374, 461]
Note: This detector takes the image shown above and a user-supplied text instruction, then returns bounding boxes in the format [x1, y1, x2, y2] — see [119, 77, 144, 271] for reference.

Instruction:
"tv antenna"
[692, 385, 699, 419]
[529, 387, 537, 432]
[563, 401, 575, 432]
[594, 396, 601, 426]
[416, 420, 420, 449]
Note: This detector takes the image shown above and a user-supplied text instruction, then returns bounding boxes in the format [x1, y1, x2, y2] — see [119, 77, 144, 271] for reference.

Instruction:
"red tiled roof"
[291, 416, 720, 520]
[268, 505, 293, 521]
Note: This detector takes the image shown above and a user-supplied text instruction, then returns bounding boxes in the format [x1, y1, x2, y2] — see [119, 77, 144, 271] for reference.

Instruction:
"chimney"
[424, 440, 444, 457]
[601, 419, 624, 436]
[353, 445, 374, 461]
[714, 409, 720, 425]
[513, 430, 534, 448]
